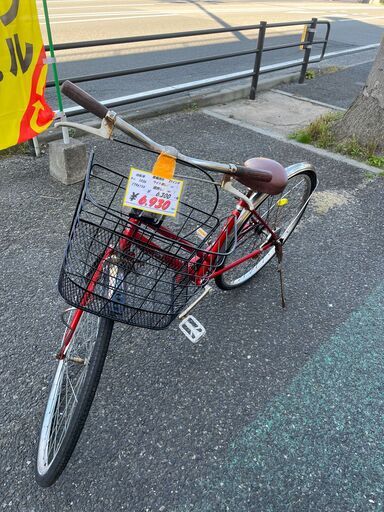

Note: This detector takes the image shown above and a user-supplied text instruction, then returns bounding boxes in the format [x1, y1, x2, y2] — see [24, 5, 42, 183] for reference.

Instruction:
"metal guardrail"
[45, 18, 331, 117]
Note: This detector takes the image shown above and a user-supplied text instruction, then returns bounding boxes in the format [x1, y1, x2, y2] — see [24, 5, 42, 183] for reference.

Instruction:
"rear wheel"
[36, 311, 114, 487]
[215, 169, 316, 290]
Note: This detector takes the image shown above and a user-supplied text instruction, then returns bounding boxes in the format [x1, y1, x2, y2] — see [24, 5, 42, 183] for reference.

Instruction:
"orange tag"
[152, 152, 176, 179]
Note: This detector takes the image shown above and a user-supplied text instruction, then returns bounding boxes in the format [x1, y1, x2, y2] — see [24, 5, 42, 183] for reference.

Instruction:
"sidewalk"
[205, 57, 382, 174]
[1, 64, 384, 511]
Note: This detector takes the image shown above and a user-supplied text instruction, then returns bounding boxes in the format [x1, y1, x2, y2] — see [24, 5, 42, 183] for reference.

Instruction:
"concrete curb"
[204, 109, 384, 175]
[39, 71, 300, 144]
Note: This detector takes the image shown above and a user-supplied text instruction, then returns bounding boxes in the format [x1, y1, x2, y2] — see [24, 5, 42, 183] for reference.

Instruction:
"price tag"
[123, 167, 184, 217]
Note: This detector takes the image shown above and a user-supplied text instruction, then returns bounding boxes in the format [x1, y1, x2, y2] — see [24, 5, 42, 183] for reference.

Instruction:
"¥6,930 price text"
[136, 195, 171, 211]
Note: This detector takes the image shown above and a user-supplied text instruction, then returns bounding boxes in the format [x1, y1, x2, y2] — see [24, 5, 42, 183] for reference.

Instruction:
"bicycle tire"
[215, 168, 316, 290]
[35, 312, 114, 487]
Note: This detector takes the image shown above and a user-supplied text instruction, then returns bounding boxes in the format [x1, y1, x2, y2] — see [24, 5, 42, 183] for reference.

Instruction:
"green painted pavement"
[179, 282, 384, 512]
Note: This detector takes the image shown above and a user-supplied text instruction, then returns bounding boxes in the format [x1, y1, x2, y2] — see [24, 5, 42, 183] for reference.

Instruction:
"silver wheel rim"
[224, 174, 312, 287]
[37, 312, 99, 476]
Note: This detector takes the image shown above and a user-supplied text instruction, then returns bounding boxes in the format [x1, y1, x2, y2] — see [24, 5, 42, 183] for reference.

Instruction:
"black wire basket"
[58, 139, 237, 329]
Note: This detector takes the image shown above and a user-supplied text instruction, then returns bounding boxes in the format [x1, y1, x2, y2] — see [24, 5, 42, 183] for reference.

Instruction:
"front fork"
[56, 244, 125, 360]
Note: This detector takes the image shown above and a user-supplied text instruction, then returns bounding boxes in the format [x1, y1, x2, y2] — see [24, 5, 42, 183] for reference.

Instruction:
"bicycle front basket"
[59, 143, 236, 329]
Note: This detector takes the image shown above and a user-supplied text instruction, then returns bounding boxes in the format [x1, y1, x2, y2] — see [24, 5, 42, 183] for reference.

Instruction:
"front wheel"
[35, 311, 114, 487]
[215, 168, 316, 290]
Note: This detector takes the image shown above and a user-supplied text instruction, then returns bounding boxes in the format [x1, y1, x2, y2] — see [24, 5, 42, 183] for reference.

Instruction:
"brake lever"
[54, 111, 117, 140]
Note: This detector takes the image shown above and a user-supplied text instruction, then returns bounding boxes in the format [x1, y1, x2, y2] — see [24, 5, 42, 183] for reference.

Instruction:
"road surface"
[35, 0, 384, 112]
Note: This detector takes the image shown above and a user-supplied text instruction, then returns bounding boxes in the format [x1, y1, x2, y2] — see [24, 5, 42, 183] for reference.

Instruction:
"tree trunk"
[333, 36, 384, 149]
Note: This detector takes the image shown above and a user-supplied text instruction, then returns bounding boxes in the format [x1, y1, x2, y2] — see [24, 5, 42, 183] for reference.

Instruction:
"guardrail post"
[299, 17, 317, 84]
[249, 21, 267, 100]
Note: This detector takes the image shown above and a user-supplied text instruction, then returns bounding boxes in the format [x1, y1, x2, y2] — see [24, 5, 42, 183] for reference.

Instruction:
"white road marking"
[38, 6, 325, 22]
[39, 11, 156, 18]
[334, 15, 384, 22]
[40, 13, 181, 25]
[286, 10, 312, 14]
[40, 4, 158, 9]
[36, 0, 159, 3]
[317, 43, 379, 58]
[36, 6, 384, 22]
[39, 7, 316, 15]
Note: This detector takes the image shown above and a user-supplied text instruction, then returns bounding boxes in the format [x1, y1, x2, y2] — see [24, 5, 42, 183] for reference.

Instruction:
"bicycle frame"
[120, 197, 277, 280]
[57, 193, 278, 359]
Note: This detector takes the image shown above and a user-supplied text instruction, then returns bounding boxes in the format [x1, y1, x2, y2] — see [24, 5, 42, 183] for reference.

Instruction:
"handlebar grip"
[61, 81, 108, 119]
[234, 165, 272, 189]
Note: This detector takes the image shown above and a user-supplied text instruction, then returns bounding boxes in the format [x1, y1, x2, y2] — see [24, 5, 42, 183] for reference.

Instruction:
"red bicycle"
[36, 81, 317, 487]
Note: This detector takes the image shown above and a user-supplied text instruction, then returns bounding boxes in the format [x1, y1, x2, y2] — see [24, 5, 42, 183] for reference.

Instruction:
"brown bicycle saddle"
[244, 157, 288, 195]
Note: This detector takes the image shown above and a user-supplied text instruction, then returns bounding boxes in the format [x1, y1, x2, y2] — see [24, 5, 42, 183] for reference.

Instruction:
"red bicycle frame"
[58, 198, 278, 358]
[119, 198, 277, 282]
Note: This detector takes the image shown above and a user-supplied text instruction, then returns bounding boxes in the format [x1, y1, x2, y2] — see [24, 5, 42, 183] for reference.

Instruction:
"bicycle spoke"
[38, 312, 102, 473]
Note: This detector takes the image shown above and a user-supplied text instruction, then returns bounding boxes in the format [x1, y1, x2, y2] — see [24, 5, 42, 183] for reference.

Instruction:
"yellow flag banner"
[0, 0, 54, 150]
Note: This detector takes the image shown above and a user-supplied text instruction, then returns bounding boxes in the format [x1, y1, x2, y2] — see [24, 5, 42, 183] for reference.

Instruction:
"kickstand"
[275, 241, 286, 308]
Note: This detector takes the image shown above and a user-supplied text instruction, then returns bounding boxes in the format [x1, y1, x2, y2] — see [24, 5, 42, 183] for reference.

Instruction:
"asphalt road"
[35, 0, 384, 111]
[37, 0, 384, 45]
[1, 104, 384, 510]
[278, 60, 373, 109]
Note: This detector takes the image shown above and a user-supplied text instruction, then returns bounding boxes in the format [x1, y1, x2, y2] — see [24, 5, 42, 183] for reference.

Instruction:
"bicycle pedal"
[179, 315, 206, 343]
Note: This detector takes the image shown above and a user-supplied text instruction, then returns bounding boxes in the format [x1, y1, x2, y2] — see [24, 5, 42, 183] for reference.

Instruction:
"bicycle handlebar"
[62, 81, 108, 119]
[60, 81, 272, 187]
[234, 165, 272, 185]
